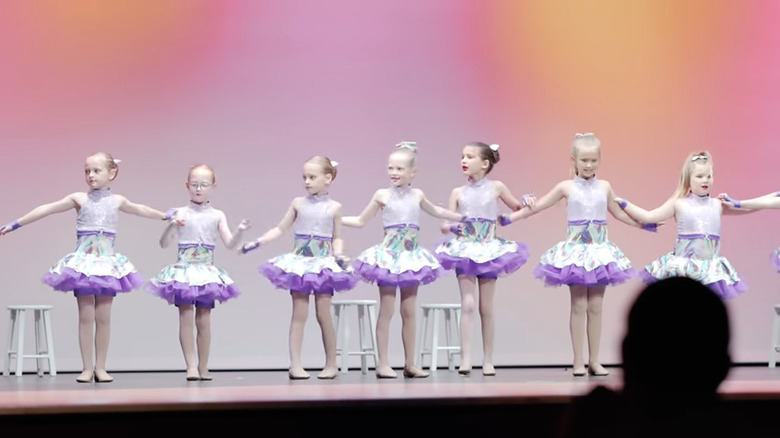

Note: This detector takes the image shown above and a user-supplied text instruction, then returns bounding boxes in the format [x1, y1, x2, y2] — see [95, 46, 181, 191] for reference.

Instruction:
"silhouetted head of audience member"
[621, 276, 731, 402]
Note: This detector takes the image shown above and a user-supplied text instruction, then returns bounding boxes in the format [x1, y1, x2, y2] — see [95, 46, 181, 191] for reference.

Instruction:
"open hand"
[521, 194, 536, 209]
[238, 219, 252, 231]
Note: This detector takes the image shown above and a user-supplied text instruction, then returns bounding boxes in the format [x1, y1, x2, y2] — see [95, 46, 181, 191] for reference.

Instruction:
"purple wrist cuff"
[241, 241, 261, 254]
[4, 221, 21, 232]
[642, 223, 658, 232]
[498, 215, 512, 226]
[618, 200, 628, 209]
[449, 224, 460, 235]
[163, 208, 177, 221]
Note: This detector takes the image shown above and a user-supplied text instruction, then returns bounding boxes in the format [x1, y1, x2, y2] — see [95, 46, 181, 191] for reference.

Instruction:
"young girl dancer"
[615, 151, 748, 299]
[240, 156, 357, 380]
[342, 141, 464, 378]
[147, 164, 251, 381]
[719, 191, 780, 271]
[502, 133, 648, 376]
[435, 142, 530, 376]
[0, 152, 175, 383]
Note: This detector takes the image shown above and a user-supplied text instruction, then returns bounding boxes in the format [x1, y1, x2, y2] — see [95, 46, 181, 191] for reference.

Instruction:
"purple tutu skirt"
[42, 233, 143, 296]
[146, 245, 240, 306]
[534, 263, 636, 287]
[640, 237, 747, 300]
[435, 240, 529, 277]
[260, 254, 358, 294]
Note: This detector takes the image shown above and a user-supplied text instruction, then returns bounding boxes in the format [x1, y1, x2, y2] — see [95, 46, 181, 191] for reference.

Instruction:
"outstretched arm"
[495, 181, 525, 211]
[240, 201, 296, 253]
[341, 190, 383, 228]
[605, 183, 650, 229]
[116, 195, 169, 220]
[218, 212, 252, 250]
[505, 181, 567, 223]
[614, 194, 676, 224]
[719, 191, 780, 214]
[0, 193, 80, 236]
[419, 190, 463, 222]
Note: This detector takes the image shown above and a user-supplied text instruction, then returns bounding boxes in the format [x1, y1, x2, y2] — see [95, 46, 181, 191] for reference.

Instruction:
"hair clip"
[395, 141, 417, 150]
[331, 160, 339, 168]
[113, 158, 122, 164]
[489, 144, 500, 151]
[574, 133, 594, 138]
[691, 155, 708, 162]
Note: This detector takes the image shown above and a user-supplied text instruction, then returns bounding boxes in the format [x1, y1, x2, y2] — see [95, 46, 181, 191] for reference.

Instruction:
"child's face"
[84, 156, 115, 190]
[689, 162, 713, 196]
[387, 153, 415, 187]
[461, 146, 488, 178]
[572, 146, 600, 179]
[302, 162, 332, 195]
[186, 167, 215, 204]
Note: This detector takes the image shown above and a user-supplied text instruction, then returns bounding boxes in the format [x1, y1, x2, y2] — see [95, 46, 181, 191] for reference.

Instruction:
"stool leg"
[4, 309, 18, 377]
[367, 304, 378, 371]
[444, 309, 454, 371]
[771, 307, 780, 368]
[431, 309, 440, 374]
[33, 310, 43, 377]
[15, 310, 25, 377]
[417, 308, 429, 370]
[43, 309, 56, 376]
[341, 306, 351, 374]
[357, 305, 367, 374]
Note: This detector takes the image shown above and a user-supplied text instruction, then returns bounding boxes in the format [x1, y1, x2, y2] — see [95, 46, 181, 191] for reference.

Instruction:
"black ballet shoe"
[199, 374, 213, 381]
[458, 367, 472, 376]
[186, 376, 200, 381]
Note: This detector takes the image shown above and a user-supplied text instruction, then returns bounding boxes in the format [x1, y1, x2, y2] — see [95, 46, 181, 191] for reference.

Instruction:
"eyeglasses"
[189, 182, 213, 190]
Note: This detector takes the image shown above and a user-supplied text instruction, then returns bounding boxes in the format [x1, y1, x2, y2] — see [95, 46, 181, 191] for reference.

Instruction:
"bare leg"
[314, 293, 338, 379]
[399, 286, 428, 377]
[586, 285, 608, 375]
[76, 294, 96, 382]
[458, 274, 477, 374]
[178, 304, 200, 380]
[569, 285, 588, 376]
[375, 286, 398, 378]
[289, 292, 310, 379]
[478, 278, 497, 375]
[93, 295, 114, 382]
[196, 307, 212, 379]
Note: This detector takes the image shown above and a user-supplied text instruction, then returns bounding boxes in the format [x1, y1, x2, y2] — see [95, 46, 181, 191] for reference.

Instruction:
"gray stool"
[4, 305, 57, 377]
[416, 303, 461, 374]
[332, 300, 378, 374]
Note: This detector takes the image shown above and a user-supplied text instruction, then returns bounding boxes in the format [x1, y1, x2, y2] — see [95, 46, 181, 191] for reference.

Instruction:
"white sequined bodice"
[294, 195, 334, 237]
[459, 178, 498, 219]
[677, 194, 721, 236]
[382, 186, 420, 227]
[77, 189, 118, 233]
[177, 202, 220, 245]
[567, 176, 607, 221]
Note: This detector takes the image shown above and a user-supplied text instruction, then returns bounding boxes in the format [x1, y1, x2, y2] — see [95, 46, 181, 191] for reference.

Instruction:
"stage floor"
[2, 365, 780, 415]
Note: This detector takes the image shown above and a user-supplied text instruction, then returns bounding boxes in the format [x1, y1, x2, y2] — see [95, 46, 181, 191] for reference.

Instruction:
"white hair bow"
[395, 141, 417, 150]
[691, 155, 708, 162]
[113, 158, 122, 164]
[331, 160, 339, 168]
[489, 144, 500, 151]
[574, 133, 594, 138]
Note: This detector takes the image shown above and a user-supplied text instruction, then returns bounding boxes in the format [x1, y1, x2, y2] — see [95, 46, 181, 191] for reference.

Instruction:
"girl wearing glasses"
[147, 164, 251, 381]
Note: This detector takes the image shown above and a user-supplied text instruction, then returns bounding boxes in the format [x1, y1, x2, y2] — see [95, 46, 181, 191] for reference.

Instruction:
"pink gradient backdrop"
[1, 0, 779, 371]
